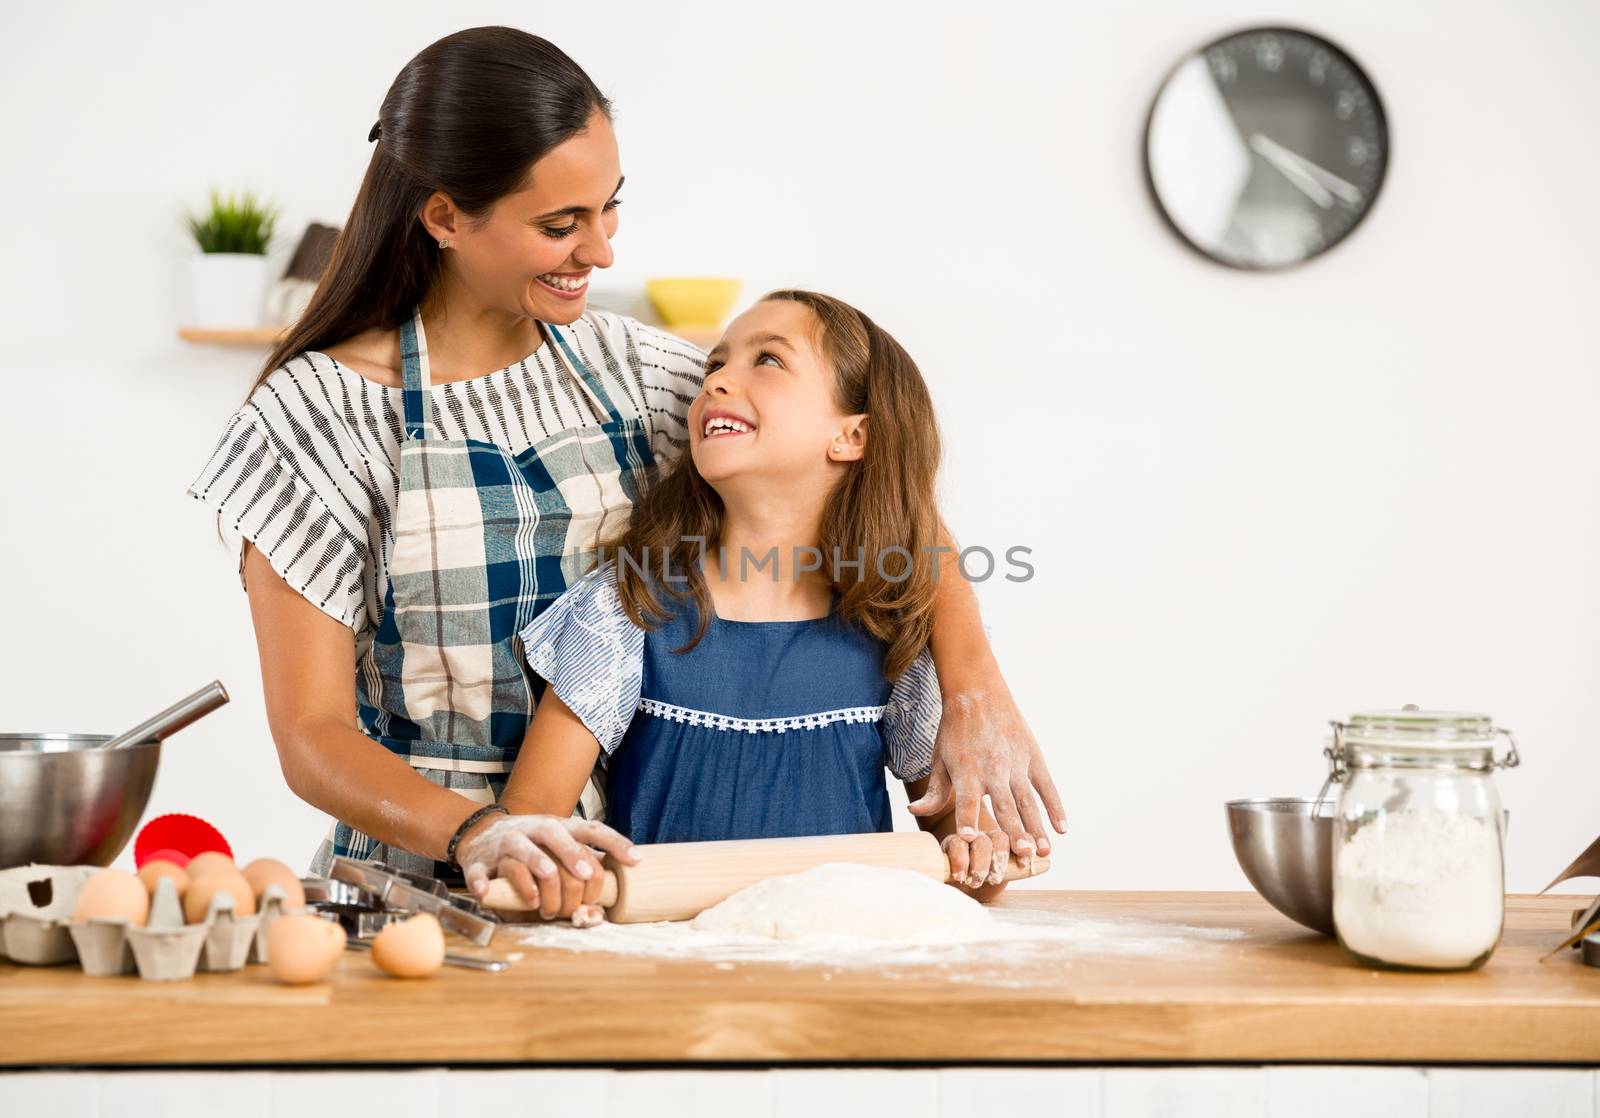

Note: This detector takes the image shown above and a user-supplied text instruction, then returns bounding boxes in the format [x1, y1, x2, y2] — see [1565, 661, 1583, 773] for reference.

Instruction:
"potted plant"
[185, 189, 278, 329]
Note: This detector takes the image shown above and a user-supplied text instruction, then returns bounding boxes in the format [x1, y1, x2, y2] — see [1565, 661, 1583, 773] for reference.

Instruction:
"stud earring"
[438, 238, 450, 249]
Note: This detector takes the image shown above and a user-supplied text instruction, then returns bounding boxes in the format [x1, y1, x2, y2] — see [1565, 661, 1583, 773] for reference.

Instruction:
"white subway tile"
[939, 1067, 1102, 1115]
[1427, 1068, 1596, 1118]
[610, 1070, 770, 1118]
[773, 1069, 940, 1117]
[0, 1072, 97, 1118]
[443, 1069, 610, 1116]
[1266, 1067, 1427, 1118]
[1104, 1067, 1266, 1118]
[268, 1069, 441, 1117]
[103, 1072, 272, 1118]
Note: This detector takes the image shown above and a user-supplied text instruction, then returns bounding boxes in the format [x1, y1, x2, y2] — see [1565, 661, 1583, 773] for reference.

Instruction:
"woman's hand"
[458, 813, 639, 925]
[909, 683, 1065, 863]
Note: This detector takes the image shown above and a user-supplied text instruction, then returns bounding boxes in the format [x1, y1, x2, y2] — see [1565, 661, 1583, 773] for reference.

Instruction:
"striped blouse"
[186, 311, 707, 653]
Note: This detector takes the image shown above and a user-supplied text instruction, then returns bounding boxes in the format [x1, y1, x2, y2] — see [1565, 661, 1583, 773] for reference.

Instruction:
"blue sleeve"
[517, 563, 645, 758]
[882, 644, 940, 781]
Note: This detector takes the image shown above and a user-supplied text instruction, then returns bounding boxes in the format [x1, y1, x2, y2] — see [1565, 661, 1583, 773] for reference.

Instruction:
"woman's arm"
[245, 541, 632, 918]
[909, 524, 1067, 858]
[242, 541, 491, 861]
[904, 776, 1008, 903]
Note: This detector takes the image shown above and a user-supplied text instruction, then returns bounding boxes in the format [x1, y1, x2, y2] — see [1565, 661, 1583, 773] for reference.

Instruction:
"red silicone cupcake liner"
[133, 814, 232, 868]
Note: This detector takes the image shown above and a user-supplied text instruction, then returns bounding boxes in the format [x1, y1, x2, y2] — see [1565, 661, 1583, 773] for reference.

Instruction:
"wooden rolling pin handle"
[482, 869, 617, 913]
[947, 853, 1050, 884]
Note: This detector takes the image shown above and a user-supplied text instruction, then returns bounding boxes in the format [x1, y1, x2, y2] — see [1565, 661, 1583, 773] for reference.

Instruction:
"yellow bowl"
[645, 277, 741, 330]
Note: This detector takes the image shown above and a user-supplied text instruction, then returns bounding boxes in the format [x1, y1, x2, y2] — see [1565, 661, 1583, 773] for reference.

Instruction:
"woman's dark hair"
[247, 26, 612, 395]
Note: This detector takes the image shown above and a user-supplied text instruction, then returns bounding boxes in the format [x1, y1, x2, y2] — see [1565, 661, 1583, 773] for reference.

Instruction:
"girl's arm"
[458, 689, 626, 921]
[909, 523, 1067, 860]
[904, 776, 1009, 904]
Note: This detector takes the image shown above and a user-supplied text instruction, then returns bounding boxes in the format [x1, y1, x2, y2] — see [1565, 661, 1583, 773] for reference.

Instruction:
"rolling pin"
[478, 830, 1050, 923]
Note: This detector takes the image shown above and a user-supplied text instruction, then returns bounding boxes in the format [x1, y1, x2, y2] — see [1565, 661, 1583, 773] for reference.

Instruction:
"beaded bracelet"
[446, 804, 508, 871]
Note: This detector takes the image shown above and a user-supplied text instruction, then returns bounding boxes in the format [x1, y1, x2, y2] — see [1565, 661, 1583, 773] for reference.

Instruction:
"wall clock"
[1144, 27, 1388, 269]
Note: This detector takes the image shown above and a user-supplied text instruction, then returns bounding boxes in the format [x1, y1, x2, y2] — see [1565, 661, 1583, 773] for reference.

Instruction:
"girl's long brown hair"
[245, 27, 612, 400]
[601, 290, 944, 681]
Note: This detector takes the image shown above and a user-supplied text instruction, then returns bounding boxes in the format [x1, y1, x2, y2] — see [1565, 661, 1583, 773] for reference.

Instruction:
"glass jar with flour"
[1324, 708, 1520, 971]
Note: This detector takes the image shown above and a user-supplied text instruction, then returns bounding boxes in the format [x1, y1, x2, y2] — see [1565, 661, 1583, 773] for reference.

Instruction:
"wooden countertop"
[4, 892, 1597, 1066]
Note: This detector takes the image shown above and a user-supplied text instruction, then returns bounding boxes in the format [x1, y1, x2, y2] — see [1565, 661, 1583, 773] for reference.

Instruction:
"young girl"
[481, 290, 1022, 922]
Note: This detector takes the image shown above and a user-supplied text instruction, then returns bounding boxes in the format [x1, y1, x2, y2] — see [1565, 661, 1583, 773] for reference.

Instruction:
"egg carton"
[0, 864, 297, 981]
[0, 864, 95, 965]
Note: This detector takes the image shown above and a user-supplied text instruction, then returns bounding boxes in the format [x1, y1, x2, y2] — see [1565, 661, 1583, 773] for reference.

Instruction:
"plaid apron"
[308, 308, 657, 881]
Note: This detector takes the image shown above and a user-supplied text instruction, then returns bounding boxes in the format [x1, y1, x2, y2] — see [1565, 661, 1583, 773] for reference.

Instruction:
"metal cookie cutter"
[328, 857, 501, 947]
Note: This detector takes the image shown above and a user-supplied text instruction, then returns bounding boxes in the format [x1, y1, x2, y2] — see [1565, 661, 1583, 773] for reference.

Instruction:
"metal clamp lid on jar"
[1320, 704, 1522, 789]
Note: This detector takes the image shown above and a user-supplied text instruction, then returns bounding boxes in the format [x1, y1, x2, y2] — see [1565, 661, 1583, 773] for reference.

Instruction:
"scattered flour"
[1332, 809, 1504, 969]
[690, 864, 995, 942]
[512, 868, 1247, 984]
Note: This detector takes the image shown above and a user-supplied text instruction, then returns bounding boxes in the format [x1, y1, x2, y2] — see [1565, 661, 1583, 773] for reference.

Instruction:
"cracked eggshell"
[370, 912, 445, 978]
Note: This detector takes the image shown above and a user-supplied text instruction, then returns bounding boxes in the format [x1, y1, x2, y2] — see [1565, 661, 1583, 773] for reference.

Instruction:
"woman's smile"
[534, 270, 591, 299]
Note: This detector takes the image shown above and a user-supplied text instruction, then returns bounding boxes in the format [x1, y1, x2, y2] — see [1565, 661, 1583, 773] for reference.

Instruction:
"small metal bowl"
[1225, 798, 1335, 935]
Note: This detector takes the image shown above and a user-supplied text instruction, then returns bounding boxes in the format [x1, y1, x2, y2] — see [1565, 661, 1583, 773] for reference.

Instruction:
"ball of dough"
[183, 871, 256, 924]
[370, 912, 445, 978]
[71, 869, 150, 926]
[240, 858, 306, 909]
[690, 863, 996, 941]
[266, 914, 347, 984]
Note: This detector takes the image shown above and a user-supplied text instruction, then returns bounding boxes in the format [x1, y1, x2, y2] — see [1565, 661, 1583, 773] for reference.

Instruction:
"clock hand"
[1249, 132, 1364, 205]
[1248, 133, 1334, 208]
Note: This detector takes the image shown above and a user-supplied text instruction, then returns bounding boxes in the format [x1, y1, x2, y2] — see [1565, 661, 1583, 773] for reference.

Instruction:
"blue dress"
[517, 563, 942, 844]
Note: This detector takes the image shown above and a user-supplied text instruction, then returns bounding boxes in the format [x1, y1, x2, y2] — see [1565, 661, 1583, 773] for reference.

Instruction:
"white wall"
[2, 0, 1595, 894]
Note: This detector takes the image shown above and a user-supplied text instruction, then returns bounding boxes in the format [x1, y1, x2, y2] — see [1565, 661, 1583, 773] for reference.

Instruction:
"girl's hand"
[910, 685, 1065, 866]
[458, 814, 638, 924]
[940, 828, 1010, 900]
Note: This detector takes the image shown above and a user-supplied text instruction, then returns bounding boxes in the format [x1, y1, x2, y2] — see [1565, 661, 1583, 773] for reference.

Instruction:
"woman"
[187, 26, 1064, 916]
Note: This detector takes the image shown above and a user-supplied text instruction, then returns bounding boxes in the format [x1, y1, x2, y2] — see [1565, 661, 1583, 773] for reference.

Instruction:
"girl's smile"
[701, 408, 757, 440]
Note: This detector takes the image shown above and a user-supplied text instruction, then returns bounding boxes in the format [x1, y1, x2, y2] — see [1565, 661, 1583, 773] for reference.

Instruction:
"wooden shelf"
[178, 327, 283, 346]
[177, 324, 721, 350]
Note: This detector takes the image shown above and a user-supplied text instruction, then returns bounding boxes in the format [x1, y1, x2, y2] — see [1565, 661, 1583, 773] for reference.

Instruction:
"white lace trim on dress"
[636, 698, 888, 735]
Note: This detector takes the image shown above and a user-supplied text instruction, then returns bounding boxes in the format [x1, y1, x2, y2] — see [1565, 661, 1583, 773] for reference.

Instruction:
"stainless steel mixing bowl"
[1225, 797, 1335, 935]
[0, 733, 161, 869]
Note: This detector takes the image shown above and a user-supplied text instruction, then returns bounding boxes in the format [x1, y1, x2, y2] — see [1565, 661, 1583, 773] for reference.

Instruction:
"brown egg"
[137, 860, 190, 898]
[184, 851, 237, 879]
[72, 870, 151, 926]
[266, 914, 347, 984]
[183, 870, 256, 924]
[240, 858, 306, 909]
[370, 912, 445, 978]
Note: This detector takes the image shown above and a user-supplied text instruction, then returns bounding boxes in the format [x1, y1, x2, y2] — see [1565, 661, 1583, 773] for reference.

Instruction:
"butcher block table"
[3, 891, 1597, 1067]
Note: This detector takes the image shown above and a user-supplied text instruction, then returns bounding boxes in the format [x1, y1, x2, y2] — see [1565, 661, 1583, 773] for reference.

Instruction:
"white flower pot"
[189, 253, 271, 329]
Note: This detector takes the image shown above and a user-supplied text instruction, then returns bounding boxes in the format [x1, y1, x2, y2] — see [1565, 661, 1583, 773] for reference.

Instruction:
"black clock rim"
[1140, 23, 1391, 273]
